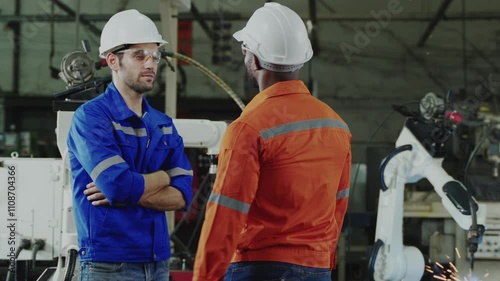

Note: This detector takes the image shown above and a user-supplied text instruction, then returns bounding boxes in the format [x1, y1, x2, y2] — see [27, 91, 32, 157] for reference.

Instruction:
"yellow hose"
[171, 52, 246, 111]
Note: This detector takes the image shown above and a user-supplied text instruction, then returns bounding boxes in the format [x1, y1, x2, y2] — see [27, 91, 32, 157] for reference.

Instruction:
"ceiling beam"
[4, 12, 500, 23]
[417, 0, 454, 47]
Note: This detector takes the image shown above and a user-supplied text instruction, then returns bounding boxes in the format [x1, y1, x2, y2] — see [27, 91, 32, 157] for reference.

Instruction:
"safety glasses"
[116, 49, 162, 64]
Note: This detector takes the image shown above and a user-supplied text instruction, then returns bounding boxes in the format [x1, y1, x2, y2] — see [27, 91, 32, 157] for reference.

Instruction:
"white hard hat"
[233, 2, 313, 66]
[99, 9, 167, 58]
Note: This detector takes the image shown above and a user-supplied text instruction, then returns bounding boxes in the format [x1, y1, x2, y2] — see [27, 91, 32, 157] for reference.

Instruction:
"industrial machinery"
[58, 50, 96, 87]
[369, 93, 488, 281]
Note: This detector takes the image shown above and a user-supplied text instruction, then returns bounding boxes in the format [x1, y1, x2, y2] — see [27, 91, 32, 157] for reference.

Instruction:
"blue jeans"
[224, 261, 331, 281]
[79, 260, 170, 281]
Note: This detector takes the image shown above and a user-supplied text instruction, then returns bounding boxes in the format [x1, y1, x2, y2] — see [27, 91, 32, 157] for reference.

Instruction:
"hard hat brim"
[233, 29, 244, 42]
[99, 39, 168, 58]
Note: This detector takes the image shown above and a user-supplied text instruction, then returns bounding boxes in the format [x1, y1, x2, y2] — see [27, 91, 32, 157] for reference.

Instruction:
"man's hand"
[139, 186, 186, 211]
[84, 182, 110, 206]
[143, 171, 171, 196]
[85, 170, 174, 208]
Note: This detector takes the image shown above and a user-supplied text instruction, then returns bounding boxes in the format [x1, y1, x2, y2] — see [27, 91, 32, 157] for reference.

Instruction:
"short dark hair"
[114, 52, 124, 66]
[111, 44, 130, 65]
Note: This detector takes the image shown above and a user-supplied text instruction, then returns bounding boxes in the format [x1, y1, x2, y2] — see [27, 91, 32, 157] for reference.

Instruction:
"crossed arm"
[69, 105, 192, 212]
[85, 170, 186, 211]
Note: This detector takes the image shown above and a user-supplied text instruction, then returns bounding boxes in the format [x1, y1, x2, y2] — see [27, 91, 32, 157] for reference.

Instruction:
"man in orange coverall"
[193, 2, 352, 281]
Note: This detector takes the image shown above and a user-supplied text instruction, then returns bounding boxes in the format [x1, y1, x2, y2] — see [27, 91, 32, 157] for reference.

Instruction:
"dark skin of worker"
[242, 46, 299, 91]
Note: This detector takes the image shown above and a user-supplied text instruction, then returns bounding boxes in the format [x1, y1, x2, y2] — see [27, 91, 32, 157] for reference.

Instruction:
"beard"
[245, 61, 258, 89]
[127, 79, 154, 94]
[119, 58, 155, 94]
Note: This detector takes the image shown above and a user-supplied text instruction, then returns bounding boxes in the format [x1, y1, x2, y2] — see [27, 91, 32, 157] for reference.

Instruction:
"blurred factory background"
[0, 0, 499, 280]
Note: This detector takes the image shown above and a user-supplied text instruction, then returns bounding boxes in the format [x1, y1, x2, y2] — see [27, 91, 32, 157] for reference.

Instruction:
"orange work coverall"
[193, 80, 352, 281]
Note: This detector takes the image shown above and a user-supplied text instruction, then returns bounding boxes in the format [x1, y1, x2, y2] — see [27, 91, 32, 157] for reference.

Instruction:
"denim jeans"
[224, 261, 331, 281]
[79, 259, 170, 281]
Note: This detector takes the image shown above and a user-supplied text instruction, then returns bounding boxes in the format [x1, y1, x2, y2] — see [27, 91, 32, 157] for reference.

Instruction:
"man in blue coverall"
[66, 9, 193, 281]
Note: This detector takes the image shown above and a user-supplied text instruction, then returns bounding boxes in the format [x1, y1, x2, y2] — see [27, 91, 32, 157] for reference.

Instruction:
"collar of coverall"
[105, 82, 152, 121]
[242, 80, 311, 115]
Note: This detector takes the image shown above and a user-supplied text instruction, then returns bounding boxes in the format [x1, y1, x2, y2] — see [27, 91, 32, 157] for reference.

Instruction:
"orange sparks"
[433, 275, 447, 281]
[449, 262, 458, 273]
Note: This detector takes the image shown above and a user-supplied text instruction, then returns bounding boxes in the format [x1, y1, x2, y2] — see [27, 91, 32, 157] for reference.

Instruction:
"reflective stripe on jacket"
[194, 80, 352, 280]
[67, 82, 193, 262]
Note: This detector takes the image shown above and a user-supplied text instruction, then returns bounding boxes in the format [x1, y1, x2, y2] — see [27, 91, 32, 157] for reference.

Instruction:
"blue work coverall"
[67, 82, 193, 262]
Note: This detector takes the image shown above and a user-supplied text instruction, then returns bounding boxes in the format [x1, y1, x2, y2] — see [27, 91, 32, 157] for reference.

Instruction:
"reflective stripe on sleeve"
[260, 118, 350, 140]
[166, 167, 194, 177]
[162, 126, 173, 135]
[208, 193, 250, 214]
[337, 188, 350, 200]
[90, 155, 126, 181]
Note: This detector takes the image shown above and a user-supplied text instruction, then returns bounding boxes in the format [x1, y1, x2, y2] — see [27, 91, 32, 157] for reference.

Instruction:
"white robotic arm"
[395, 127, 486, 231]
[369, 138, 425, 281]
[369, 107, 486, 281]
[56, 111, 227, 158]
